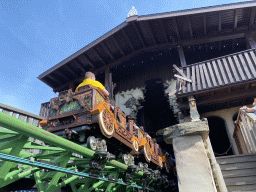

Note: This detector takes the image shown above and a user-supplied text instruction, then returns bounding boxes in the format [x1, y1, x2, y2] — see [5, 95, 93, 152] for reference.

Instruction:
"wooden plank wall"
[178, 49, 256, 94]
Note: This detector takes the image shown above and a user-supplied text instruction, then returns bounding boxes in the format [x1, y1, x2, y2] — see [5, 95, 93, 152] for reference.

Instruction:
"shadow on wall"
[207, 116, 234, 157]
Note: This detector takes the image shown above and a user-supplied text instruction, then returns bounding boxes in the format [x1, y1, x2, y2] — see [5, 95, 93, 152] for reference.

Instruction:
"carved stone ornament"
[74, 94, 92, 109]
[64, 89, 74, 103]
[50, 98, 64, 110]
[127, 6, 138, 18]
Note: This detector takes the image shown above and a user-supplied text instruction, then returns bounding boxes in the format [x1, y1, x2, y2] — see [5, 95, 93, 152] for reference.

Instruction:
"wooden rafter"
[53, 29, 251, 92]
[112, 36, 125, 56]
[145, 21, 157, 45]
[48, 75, 60, 85]
[84, 54, 95, 69]
[203, 13, 207, 35]
[100, 42, 115, 60]
[132, 22, 145, 48]
[187, 16, 193, 38]
[55, 70, 70, 81]
[218, 11, 222, 31]
[65, 64, 77, 77]
[121, 29, 134, 52]
[74, 59, 86, 73]
[92, 48, 105, 65]
[234, 9, 239, 29]
[250, 7, 256, 27]
[158, 19, 169, 43]
[173, 18, 181, 41]
[93, 31, 247, 74]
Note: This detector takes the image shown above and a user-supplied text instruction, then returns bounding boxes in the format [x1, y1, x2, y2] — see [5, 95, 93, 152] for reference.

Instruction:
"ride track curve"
[0, 111, 172, 192]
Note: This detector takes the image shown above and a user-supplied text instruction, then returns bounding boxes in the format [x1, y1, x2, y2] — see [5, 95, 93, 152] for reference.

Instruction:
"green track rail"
[0, 111, 164, 192]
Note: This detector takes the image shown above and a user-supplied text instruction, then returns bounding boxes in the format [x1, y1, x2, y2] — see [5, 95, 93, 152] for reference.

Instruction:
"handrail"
[0, 103, 43, 121]
[205, 137, 228, 192]
[233, 108, 256, 154]
[0, 103, 45, 154]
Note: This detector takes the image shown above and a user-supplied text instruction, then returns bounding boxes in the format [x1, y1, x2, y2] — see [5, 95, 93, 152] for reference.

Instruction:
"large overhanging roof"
[38, 1, 256, 92]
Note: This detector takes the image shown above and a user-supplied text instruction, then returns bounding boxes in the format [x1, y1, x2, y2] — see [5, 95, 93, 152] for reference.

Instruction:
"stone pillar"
[159, 119, 217, 192]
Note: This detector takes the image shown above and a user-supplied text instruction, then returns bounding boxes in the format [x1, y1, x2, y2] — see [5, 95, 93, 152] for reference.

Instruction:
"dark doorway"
[136, 78, 178, 137]
[207, 116, 234, 156]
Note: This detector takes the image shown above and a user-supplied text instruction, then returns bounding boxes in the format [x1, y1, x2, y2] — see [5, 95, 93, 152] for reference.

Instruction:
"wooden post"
[105, 68, 110, 92]
[105, 67, 114, 101]
[177, 46, 187, 67]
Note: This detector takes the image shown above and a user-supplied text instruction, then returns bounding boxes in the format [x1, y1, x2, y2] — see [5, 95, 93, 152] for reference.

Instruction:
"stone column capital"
[157, 118, 209, 144]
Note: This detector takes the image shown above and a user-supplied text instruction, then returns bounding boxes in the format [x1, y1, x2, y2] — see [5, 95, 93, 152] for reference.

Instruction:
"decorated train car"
[39, 85, 171, 172]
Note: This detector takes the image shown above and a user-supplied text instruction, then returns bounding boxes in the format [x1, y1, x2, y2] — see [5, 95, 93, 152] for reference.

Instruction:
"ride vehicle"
[39, 85, 171, 172]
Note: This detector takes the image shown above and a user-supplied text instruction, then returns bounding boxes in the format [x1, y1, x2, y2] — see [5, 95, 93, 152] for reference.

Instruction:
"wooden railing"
[177, 48, 256, 95]
[233, 108, 256, 154]
[0, 103, 45, 154]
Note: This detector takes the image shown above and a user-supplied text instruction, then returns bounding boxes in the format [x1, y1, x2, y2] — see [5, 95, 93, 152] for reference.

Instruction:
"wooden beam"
[104, 67, 110, 92]
[187, 16, 193, 38]
[121, 29, 134, 52]
[173, 64, 187, 78]
[65, 64, 78, 77]
[55, 71, 70, 81]
[218, 11, 222, 32]
[198, 87, 256, 106]
[203, 13, 207, 35]
[250, 7, 256, 28]
[84, 54, 95, 69]
[112, 36, 125, 56]
[173, 18, 181, 41]
[101, 42, 115, 60]
[48, 75, 60, 85]
[158, 19, 169, 43]
[145, 21, 157, 46]
[74, 59, 86, 73]
[132, 22, 145, 48]
[234, 9, 239, 29]
[93, 48, 105, 65]
[177, 46, 187, 67]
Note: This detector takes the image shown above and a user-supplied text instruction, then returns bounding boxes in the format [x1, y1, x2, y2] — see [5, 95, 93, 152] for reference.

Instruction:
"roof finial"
[127, 6, 138, 18]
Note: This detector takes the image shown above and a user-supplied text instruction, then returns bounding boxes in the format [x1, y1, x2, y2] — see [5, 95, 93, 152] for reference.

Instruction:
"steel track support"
[45, 152, 72, 192]
[70, 181, 78, 192]
[34, 171, 45, 192]
[0, 135, 28, 186]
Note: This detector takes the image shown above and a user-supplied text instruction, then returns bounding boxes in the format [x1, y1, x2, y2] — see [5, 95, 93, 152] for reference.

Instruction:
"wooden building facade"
[39, 1, 256, 158]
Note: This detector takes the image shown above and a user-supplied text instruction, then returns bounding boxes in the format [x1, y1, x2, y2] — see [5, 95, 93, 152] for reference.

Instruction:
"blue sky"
[0, 0, 250, 115]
